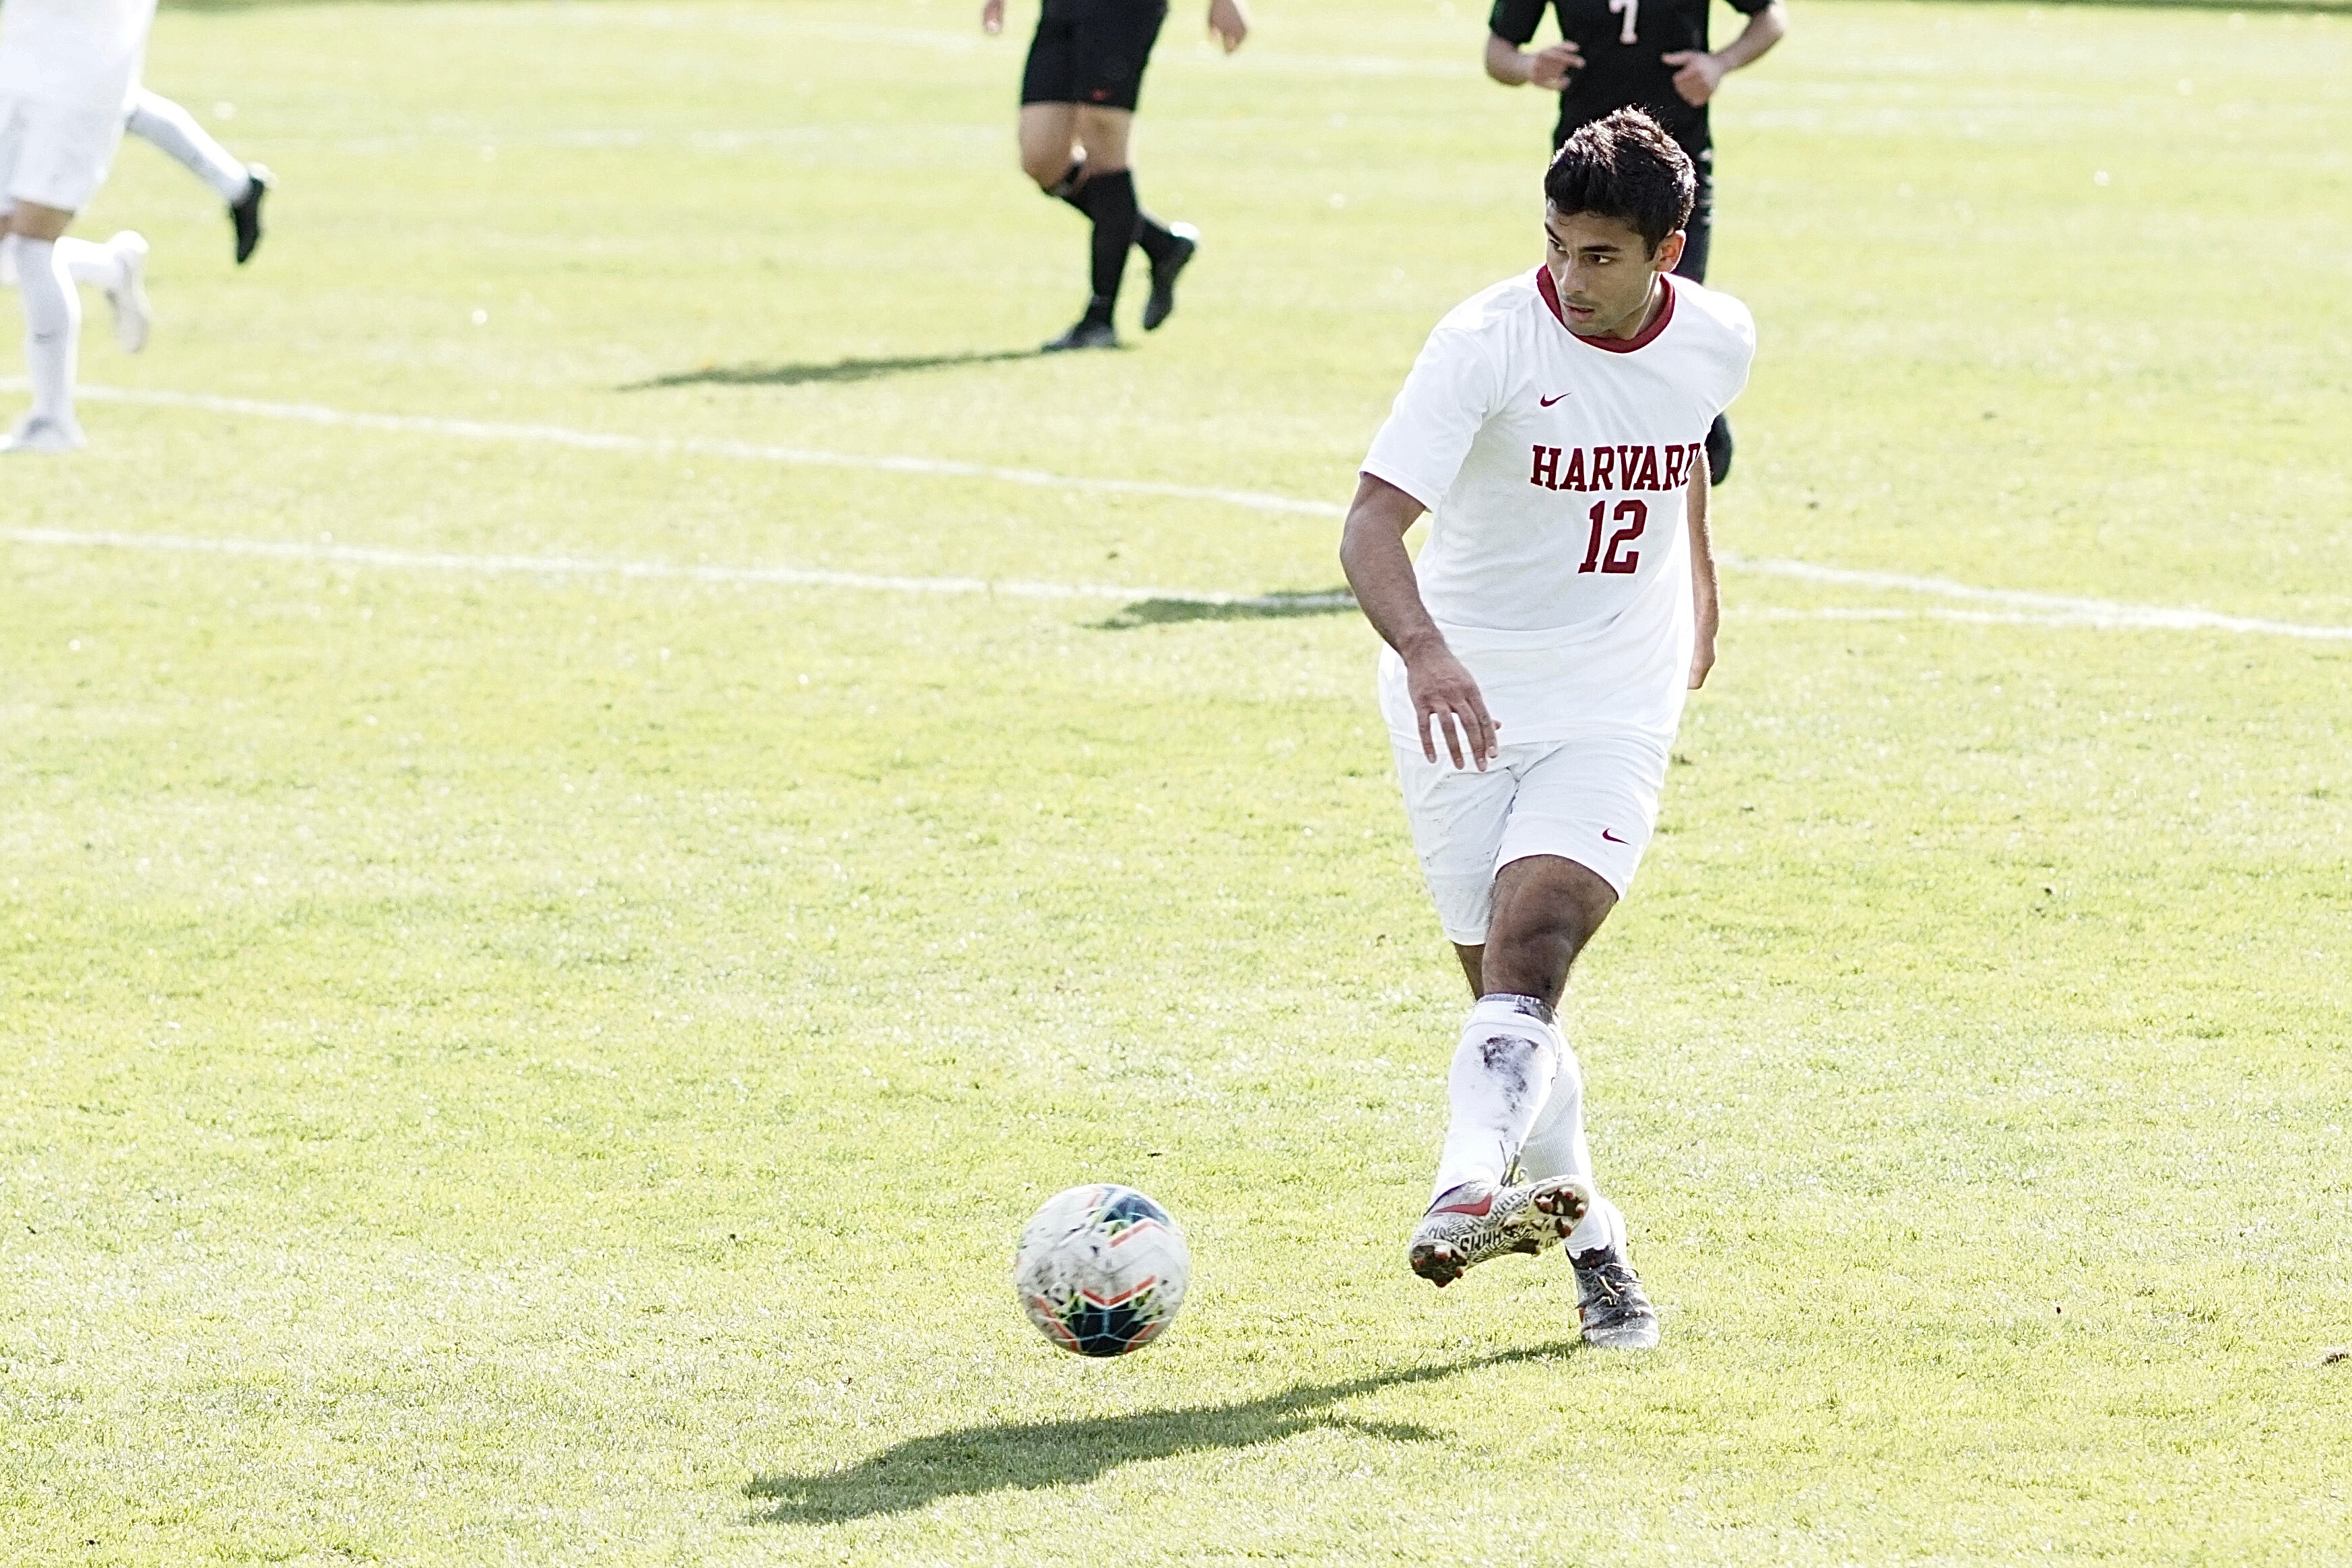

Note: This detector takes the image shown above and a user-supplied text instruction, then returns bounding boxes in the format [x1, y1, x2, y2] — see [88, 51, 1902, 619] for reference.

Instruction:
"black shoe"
[231, 164, 272, 265]
[1571, 1241, 1660, 1350]
[1041, 317, 1119, 353]
[1142, 224, 1198, 332]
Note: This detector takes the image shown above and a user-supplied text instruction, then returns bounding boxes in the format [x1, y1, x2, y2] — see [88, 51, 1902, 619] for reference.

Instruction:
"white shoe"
[1, 414, 88, 453]
[1407, 1173, 1593, 1288]
[104, 231, 152, 354]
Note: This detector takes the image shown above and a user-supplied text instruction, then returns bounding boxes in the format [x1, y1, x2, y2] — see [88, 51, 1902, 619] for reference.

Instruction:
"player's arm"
[1685, 456, 1720, 689]
[1663, 0, 1788, 107]
[1339, 473, 1499, 770]
[1208, 0, 1249, 53]
[1484, 32, 1583, 90]
[1483, 0, 1581, 89]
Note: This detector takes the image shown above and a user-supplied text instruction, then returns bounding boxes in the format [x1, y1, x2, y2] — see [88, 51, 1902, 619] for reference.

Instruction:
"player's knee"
[1022, 150, 1069, 189]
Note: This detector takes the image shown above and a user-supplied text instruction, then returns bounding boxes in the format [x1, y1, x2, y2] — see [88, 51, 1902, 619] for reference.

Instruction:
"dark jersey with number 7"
[1489, 0, 1773, 157]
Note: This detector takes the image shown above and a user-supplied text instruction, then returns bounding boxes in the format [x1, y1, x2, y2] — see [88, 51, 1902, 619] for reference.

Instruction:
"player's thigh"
[3, 100, 119, 222]
[1018, 102, 1080, 183]
[1393, 744, 1522, 948]
[1673, 162, 1715, 284]
[1071, 105, 1134, 171]
[1491, 732, 1671, 903]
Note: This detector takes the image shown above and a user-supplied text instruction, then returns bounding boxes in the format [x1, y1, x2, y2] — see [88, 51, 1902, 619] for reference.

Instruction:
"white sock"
[56, 235, 125, 294]
[8, 235, 79, 425]
[126, 89, 253, 204]
[1429, 997, 1559, 1202]
[1516, 1031, 1615, 1253]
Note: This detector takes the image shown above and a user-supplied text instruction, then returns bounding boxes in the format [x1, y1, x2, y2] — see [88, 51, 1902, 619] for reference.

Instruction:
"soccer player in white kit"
[0, 0, 159, 453]
[1339, 108, 1753, 1349]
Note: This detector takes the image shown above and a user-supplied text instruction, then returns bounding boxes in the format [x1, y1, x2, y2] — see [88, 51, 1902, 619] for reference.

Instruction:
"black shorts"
[1020, 0, 1169, 112]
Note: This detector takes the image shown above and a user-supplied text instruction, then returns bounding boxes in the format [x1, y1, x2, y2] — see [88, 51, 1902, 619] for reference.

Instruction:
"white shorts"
[1393, 731, 1670, 946]
[0, 94, 124, 214]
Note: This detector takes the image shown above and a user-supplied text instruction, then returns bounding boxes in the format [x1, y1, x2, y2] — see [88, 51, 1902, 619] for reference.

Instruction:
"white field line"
[28, 382, 2352, 641]
[0, 527, 1348, 609]
[1718, 555, 2352, 641]
[61, 383, 1344, 520]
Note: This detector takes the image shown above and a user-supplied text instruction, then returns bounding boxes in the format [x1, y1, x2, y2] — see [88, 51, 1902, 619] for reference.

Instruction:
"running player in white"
[0, 0, 158, 453]
[124, 88, 271, 264]
[1339, 108, 1753, 1349]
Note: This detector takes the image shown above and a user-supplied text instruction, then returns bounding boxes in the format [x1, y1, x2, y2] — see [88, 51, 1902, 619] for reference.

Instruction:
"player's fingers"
[1661, 50, 1694, 63]
[1441, 709, 1468, 771]
[1469, 699, 1499, 768]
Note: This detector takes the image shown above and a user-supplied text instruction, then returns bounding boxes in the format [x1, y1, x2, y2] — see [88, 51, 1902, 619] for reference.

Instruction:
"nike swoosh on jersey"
[1600, 828, 1629, 845]
[1538, 393, 1571, 407]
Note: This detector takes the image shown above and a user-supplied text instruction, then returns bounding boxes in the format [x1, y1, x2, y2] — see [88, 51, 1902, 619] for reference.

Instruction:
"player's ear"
[1653, 230, 1687, 274]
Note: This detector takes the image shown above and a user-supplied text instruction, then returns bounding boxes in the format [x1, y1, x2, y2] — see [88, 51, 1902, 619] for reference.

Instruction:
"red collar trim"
[1537, 267, 1678, 354]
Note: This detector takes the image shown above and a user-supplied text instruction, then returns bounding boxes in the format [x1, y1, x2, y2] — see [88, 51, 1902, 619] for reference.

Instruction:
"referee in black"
[1485, 0, 1787, 481]
[985, 0, 1251, 352]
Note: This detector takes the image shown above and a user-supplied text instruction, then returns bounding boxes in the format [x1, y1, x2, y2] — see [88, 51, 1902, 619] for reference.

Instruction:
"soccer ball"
[1013, 1183, 1191, 1357]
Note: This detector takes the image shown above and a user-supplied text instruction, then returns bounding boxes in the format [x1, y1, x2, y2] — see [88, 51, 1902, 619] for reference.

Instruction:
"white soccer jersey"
[1362, 267, 1753, 749]
[0, 0, 158, 115]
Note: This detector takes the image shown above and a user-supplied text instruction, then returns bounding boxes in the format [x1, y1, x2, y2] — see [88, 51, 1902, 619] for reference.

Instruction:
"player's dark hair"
[1542, 108, 1696, 256]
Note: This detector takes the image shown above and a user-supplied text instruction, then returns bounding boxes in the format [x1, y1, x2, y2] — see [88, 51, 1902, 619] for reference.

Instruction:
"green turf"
[5, 1, 2351, 1563]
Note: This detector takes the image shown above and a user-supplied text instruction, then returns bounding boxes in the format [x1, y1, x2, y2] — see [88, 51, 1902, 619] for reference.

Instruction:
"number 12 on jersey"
[1579, 498, 1646, 575]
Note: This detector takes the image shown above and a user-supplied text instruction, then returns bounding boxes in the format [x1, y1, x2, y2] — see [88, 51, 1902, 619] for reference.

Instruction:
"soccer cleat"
[1142, 223, 1198, 331]
[103, 232, 152, 354]
[1570, 1231, 1660, 1350]
[231, 164, 272, 265]
[1408, 1175, 1592, 1289]
[0, 414, 88, 454]
[1041, 317, 1119, 353]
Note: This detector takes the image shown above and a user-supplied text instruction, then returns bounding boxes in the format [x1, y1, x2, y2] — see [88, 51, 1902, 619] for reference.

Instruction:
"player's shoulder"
[1666, 275, 1755, 354]
[1428, 269, 1552, 346]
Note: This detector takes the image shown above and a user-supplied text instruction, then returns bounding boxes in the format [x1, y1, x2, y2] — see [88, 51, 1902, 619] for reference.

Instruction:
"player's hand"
[1528, 41, 1583, 90]
[1662, 49, 1726, 106]
[1688, 601, 1719, 688]
[981, 0, 1004, 36]
[1208, 0, 1249, 53]
[1407, 647, 1499, 771]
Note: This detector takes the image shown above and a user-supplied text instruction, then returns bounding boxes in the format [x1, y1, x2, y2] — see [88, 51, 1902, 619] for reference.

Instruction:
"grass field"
[4, 0, 2350, 1562]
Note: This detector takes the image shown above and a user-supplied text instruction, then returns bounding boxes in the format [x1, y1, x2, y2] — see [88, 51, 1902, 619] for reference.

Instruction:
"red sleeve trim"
[1537, 267, 1679, 354]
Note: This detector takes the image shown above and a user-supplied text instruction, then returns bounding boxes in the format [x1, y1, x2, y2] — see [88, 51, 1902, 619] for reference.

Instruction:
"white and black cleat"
[1142, 223, 1197, 331]
[102, 232, 151, 354]
[1569, 1203, 1660, 1350]
[232, 164, 272, 265]
[1042, 316, 1119, 353]
[1408, 1175, 1592, 1289]
[1, 414, 88, 453]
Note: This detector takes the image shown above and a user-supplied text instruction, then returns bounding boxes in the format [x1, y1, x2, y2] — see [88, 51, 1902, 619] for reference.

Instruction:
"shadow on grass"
[1095, 588, 1357, 630]
[746, 1340, 1581, 1524]
[622, 350, 1038, 391]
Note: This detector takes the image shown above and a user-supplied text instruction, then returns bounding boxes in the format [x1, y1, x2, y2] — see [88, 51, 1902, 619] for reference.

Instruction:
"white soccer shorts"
[1392, 731, 1670, 946]
[0, 94, 125, 214]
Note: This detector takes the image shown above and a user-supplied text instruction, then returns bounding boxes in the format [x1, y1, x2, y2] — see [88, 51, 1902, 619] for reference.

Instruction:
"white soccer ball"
[1013, 1183, 1191, 1357]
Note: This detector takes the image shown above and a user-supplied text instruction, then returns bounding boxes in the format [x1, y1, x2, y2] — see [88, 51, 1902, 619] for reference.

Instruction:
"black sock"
[1082, 168, 1140, 319]
[1134, 206, 1178, 265]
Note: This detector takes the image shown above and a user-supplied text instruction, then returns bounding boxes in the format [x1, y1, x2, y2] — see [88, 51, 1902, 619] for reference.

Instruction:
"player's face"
[1544, 206, 1684, 339]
